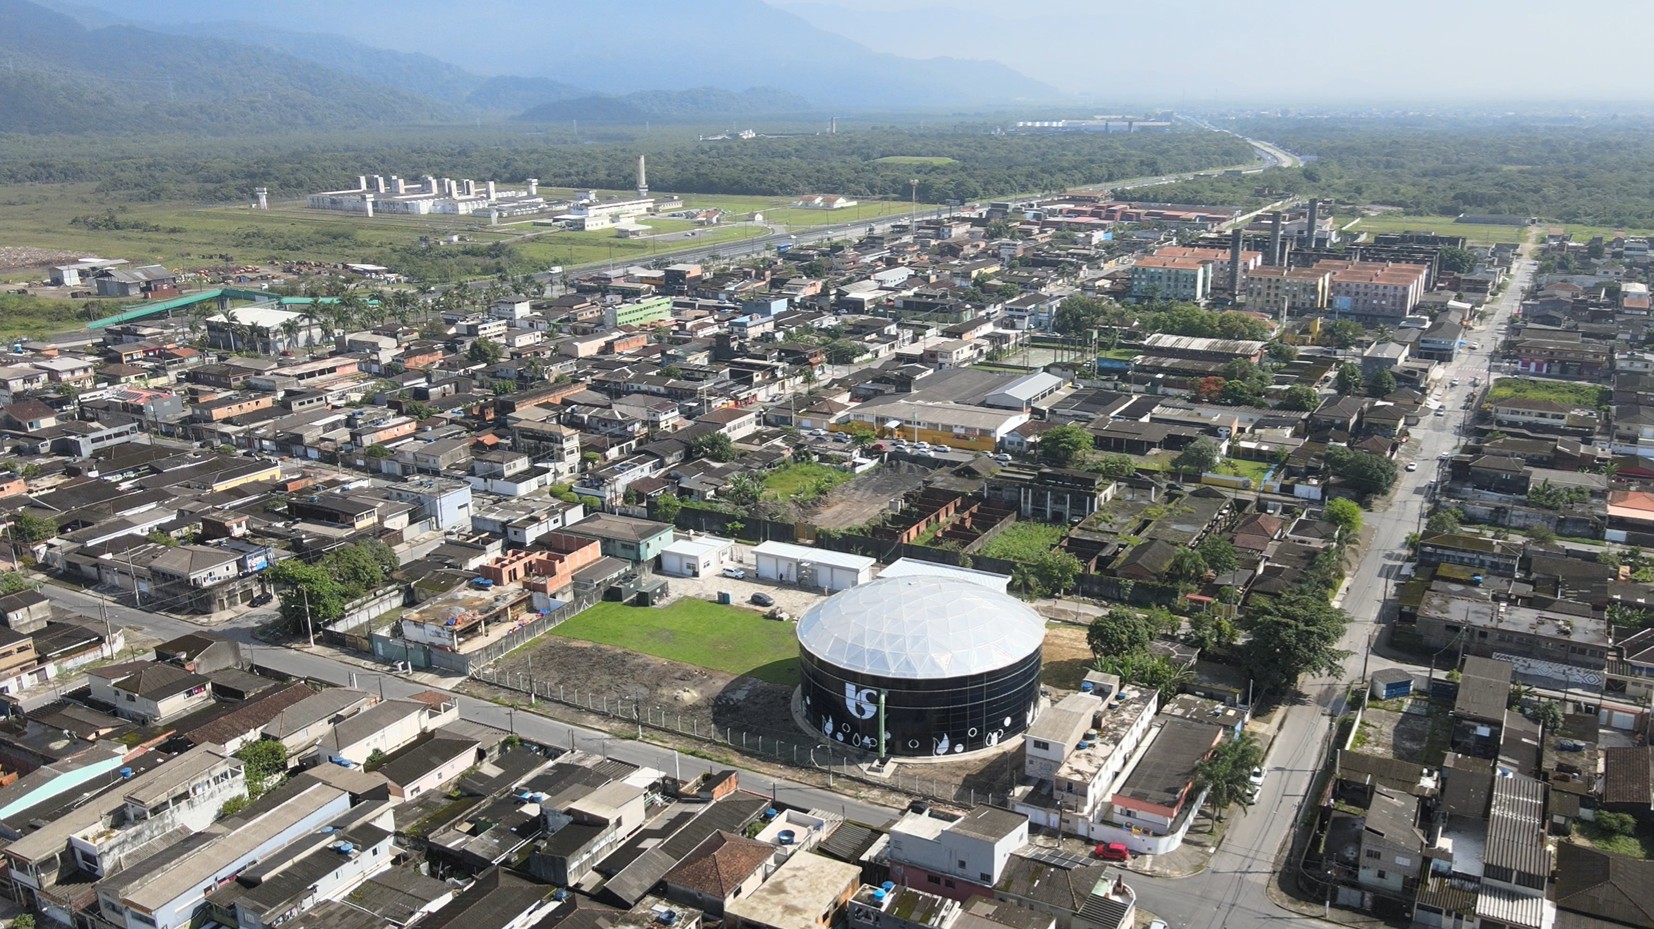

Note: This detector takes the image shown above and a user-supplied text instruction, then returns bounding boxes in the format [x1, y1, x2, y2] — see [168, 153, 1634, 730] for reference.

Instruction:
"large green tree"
[1087, 608, 1154, 661]
[1244, 587, 1353, 696]
[10, 511, 58, 543]
[1334, 362, 1365, 395]
[1323, 498, 1364, 537]
[1174, 437, 1221, 477]
[1040, 424, 1093, 468]
[1278, 385, 1322, 412]
[1325, 446, 1399, 496]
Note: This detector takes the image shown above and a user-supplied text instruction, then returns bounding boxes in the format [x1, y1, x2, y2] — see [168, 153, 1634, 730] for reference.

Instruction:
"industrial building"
[306, 174, 554, 218]
[795, 576, 1045, 757]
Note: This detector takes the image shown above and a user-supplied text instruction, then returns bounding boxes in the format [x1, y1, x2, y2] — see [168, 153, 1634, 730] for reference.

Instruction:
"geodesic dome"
[795, 576, 1045, 679]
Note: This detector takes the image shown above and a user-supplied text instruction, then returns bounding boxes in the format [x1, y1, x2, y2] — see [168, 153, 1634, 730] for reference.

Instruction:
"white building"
[752, 541, 874, 592]
[659, 536, 736, 578]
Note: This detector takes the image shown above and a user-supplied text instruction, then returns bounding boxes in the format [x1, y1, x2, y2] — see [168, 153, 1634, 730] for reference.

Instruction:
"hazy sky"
[770, 0, 1654, 102]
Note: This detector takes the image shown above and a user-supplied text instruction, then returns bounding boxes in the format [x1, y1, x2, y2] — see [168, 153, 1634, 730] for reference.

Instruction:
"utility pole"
[301, 585, 314, 647]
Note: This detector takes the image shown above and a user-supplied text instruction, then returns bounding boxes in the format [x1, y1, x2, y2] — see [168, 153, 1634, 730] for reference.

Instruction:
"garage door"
[1606, 710, 1637, 731]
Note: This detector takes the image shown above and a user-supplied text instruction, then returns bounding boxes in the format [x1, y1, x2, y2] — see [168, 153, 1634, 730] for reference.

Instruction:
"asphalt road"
[35, 582, 897, 827]
[1141, 248, 1537, 929]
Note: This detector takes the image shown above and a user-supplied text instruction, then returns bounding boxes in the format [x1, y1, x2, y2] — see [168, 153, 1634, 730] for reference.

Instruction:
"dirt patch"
[808, 461, 937, 531]
[0, 247, 78, 275]
[1042, 622, 1095, 690]
[464, 628, 1024, 807]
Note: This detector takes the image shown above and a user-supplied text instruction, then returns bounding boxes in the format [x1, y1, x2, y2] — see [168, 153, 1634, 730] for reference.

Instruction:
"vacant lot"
[1487, 377, 1610, 411]
[809, 461, 936, 531]
[553, 599, 798, 686]
[763, 462, 852, 503]
[1042, 622, 1095, 690]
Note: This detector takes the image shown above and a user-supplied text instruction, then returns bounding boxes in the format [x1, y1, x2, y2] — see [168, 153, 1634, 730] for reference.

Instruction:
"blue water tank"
[763, 808, 779, 821]
[1080, 682, 1094, 693]
[872, 890, 887, 903]
[777, 830, 796, 846]
[881, 881, 895, 892]
[118, 766, 133, 779]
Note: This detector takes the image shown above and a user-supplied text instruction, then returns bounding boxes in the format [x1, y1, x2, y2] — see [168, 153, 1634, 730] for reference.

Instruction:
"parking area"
[658, 548, 830, 619]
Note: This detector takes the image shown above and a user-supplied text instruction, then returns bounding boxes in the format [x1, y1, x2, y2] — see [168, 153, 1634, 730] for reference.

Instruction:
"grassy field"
[1575, 818, 1654, 860]
[1219, 458, 1274, 482]
[1345, 212, 1531, 245]
[0, 181, 941, 285]
[763, 462, 852, 501]
[552, 599, 799, 686]
[0, 294, 128, 340]
[1486, 377, 1610, 411]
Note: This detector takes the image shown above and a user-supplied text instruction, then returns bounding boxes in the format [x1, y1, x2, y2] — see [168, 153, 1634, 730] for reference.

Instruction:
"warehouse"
[752, 541, 873, 592]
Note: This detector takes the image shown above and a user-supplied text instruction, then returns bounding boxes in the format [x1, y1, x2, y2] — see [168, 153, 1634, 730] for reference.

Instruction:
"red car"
[1093, 842, 1129, 861]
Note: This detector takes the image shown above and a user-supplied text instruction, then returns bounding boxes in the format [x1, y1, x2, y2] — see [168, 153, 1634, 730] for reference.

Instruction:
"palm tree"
[278, 318, 302, 354]
[221, 308, 241, 352]
[1193, 733, 1264, 822]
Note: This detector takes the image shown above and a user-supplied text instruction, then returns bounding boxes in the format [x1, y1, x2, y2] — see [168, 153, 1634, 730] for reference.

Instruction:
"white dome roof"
[796, 576, 1045, 679]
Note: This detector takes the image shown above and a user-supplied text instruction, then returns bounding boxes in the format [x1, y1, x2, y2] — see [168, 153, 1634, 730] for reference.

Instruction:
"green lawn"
[1486, 377, 1609, 411]
[1345, 212, 1530, 245]
[552, 599, 799, 686]
[763, 462, 852, 501]
[1219, 458, 1273, 482]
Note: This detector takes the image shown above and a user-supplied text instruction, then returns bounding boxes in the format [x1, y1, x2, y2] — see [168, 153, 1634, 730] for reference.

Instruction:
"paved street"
[1144, 246, 1537, 929]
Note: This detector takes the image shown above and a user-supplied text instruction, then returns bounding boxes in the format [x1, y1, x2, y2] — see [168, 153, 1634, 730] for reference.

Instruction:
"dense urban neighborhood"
[0, 6, 1652, 922]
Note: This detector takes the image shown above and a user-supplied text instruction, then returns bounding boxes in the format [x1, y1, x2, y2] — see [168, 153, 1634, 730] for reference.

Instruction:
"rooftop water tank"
[777, 830, 797, 846]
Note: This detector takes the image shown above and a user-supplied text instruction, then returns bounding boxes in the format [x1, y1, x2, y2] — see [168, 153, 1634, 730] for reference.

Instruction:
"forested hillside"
[0, 0, 448, 133]
[516, 88, 816, 124]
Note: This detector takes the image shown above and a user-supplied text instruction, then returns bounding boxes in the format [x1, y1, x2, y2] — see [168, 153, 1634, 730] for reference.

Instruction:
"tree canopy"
[1324, 446, 1399, 497]
[1194, 733, 1265, 820]
[1040, 424, 1093, 468]
[1244, 586, 1353, 696]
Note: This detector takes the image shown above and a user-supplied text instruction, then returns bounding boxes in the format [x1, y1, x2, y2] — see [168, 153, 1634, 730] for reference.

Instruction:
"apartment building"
[1315, 260, 1430, 321]
[1243, 266, 1331, 314]
[1128, 256, 1210, 303]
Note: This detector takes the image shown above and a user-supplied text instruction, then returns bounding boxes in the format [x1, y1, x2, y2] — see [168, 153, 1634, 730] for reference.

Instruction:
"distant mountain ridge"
[516, 87, 817, 123]
[0, 0, 451, 133]
[58, 0, 1061, 108]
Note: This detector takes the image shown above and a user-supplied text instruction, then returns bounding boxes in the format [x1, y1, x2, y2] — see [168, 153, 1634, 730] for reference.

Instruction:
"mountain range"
[35, 0, 1058, 116]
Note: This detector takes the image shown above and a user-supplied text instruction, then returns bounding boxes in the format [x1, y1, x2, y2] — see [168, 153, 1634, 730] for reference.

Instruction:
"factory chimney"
[486, 180, 497, 200]
[254, 187, 269, 210]
[636, 155, 648, 200]
[830, 116, 838, 135]
[1305, 199, 1320, 250]
[1268, 210, 1284, 266]
[1228, 227, 1244, 301]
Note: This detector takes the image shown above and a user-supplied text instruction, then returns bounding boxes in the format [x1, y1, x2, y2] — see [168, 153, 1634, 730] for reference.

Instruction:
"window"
[927, 876, 940, 886]
[957, 860, 967, 870]
[944, 880, 955, 889]
[1376, 870, 1387, 880]
[1364, 850, 1380, 860]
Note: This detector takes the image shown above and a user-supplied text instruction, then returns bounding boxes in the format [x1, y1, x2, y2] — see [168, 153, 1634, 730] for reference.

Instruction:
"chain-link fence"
[469, 665, 1011, 809]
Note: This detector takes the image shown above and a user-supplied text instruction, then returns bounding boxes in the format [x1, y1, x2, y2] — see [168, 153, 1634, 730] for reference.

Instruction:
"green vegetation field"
[0, 294, 127, 340]
[1558, 223, 1654, 243]
[1219, 458, 1273, 482]
[0, 181, 939, 286]
[978, 521, 1068, 561]
[1345, 213, 1530, 245]
[1486, 377, 1610, 411]
[763, 462, 852, 501]
[552, 599, 799, 685]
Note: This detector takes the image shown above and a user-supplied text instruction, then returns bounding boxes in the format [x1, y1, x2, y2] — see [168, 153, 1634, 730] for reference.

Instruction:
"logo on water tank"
[843, 683, 877, 720]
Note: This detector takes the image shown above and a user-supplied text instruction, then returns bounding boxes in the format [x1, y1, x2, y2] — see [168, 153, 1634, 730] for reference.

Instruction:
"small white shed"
[752, 541, 874, 592]
[658, 535, 735, 578]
